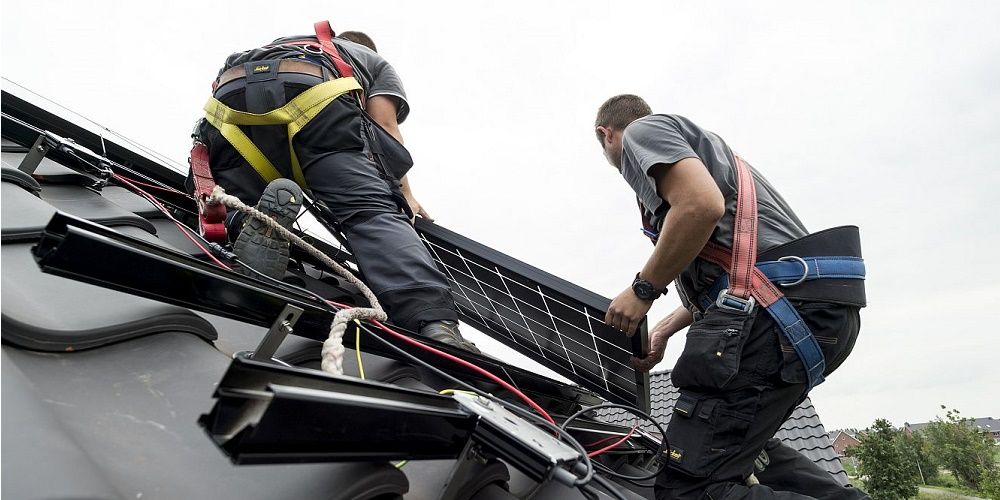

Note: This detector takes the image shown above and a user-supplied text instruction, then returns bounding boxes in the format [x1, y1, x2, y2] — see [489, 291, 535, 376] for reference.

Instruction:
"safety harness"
[190, 20, 364, 243]
[652, 155, 867, 389]
[189, 141, 227, 243]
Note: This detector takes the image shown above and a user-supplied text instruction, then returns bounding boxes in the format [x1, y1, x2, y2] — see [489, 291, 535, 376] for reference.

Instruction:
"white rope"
[208, 186, 386, 375]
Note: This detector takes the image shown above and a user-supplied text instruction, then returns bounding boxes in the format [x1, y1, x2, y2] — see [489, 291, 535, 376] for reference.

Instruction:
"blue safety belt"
[699, 255, 866, 389]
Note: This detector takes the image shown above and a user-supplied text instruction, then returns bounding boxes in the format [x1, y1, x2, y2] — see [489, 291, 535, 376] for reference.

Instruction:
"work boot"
[233, 178, 303, 280]
[420, 320, 481, 354]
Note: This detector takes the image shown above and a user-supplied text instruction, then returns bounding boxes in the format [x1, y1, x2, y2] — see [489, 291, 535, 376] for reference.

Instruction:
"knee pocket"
[665, 389, 760, 478]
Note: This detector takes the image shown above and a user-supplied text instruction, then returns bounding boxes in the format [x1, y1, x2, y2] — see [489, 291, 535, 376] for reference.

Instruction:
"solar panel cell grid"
[416, 220, 651, 412]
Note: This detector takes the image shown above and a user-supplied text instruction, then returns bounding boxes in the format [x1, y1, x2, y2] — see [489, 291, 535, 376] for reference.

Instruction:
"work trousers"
[196, 74, 458, 331]
[655, 301, 870, 500]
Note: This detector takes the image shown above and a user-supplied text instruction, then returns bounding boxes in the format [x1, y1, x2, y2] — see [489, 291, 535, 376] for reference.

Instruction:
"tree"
[897, 429, 938, 485]
[849, 418, 919, 500]
[922, 406, 997, 491]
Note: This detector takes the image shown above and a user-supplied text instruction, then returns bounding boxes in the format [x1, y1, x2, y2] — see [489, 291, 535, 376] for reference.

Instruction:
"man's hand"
[404, 193, 434, 223]
[399, 175, 433, 224]
[631, 307, 693, 372]
[605, 287, 653, 336]
[632, 328, 670, 372]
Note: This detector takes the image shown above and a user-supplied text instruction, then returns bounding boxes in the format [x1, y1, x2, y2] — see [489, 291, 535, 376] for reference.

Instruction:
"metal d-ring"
[777, 255, 809, 287]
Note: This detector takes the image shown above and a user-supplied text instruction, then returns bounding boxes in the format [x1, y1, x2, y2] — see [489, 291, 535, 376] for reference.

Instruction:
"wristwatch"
[631, 273, 669, 301]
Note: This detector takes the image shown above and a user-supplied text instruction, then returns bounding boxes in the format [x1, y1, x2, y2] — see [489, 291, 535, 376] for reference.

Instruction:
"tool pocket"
[671, 306, 756, 390]
[361, 110, 414, 181]
[664, 391, 757, 478]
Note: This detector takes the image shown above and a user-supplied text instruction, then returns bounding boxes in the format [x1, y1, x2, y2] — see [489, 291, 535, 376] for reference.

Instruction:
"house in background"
[831, 430, 862, 457]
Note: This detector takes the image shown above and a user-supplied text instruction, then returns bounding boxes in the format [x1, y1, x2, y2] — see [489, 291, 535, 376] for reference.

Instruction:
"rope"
[208, 185, 386, 375]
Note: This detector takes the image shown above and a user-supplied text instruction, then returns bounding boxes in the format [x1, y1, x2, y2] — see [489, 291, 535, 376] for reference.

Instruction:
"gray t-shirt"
[217, 36, 410, 123]
[620, 114, 808, 309]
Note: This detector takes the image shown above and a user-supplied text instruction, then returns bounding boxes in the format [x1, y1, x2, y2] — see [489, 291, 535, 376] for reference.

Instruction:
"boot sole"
[233, 179, 303, 280]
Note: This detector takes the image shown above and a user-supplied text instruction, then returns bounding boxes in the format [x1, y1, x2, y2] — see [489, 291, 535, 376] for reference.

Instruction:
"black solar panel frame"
[416, 219, 651, 413]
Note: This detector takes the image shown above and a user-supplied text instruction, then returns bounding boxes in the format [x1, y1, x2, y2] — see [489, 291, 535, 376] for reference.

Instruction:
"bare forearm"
[640, 204, 721, 289]
[659, 305, 694, 335]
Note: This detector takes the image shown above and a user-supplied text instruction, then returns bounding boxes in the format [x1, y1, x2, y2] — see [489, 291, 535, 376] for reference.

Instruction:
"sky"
[2, 0, 998, 431]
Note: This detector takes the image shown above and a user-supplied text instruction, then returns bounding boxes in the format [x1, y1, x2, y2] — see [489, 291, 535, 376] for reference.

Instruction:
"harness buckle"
[776, 255, 809, 287]
[715, 289, 756, 314]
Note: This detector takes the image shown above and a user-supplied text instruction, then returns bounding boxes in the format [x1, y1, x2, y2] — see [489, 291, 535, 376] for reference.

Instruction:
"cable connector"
[654, 438, 672, 469]
[207, 242, 238, 263]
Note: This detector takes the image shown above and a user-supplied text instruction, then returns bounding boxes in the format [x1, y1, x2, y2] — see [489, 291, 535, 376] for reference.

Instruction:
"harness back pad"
[759, 226, 866, 307]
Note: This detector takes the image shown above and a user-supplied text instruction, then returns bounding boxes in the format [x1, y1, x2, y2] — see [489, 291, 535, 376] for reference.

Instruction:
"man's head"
[337, 31, 377, 52]
[594, 94, 651, 170]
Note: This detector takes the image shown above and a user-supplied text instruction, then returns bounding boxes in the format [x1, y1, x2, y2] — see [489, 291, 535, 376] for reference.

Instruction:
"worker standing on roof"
[188, 21, 478, 352]
[594, 95, 870, 499]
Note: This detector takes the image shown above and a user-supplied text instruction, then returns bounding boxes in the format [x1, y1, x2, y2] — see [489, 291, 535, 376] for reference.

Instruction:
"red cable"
[587, 424, 638, 458]
[112, 174, 231, 270]
[370, 318, 555, 425]
[326, 298, 554, 425]
[115, 176, 189, 197]
[584, 433, 625, 449]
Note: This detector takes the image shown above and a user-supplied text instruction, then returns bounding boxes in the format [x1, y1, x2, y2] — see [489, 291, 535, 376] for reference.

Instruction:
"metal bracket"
[18, 135, 51, 175]
[250, 304, 304, 362]
[440, 439, 483, 500]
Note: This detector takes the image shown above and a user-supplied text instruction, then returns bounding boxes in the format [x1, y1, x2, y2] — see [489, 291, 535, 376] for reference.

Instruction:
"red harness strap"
[698, 155, 784, 308]
[189, 142, 228, 243]
[312, 20, 354, 79]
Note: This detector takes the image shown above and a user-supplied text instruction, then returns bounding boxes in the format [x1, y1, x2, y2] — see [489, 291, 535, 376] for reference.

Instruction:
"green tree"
[922, 406, 997, 491]
[850, 418, 919, 500]
[897, 429, 938, 485]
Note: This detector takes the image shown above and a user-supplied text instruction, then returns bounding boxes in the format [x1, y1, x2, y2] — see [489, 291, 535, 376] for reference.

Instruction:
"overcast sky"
[3, 0, 998, 431]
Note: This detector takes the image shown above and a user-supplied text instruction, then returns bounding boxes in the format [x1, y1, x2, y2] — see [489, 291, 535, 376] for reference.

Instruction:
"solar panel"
[415, 219, 651, 412]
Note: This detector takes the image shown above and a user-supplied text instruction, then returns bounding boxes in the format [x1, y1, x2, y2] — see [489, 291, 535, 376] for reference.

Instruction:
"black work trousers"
[197, 74, 458, 331]
[655, 301, 869, 500]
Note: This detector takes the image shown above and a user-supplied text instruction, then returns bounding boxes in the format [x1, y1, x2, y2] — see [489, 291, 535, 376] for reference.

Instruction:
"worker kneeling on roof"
[187, 21, 478, 352]
[595, 95, 869, 499]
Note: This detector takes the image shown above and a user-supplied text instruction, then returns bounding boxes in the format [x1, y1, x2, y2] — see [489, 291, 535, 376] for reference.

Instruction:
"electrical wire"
[369, 317, 555, 426]
[115, 175, 189, 196]
[560, 403, 669, 483]
[322, 299, 556, 425]
[1, 110, 191, 196]
[60, 140, 600, 490]
[347, 316, 595, 488]
[354, 319, 365, 380]
[587, 474, 629, 500]
[588, 424, 639, 458]
[438, 389, 478, 396]
[111, 173, 231, 270]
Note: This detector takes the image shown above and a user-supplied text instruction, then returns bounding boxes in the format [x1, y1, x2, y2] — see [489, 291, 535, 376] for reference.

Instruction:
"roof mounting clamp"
[247, 303, 304, 364]
[17, 134, 52, 175]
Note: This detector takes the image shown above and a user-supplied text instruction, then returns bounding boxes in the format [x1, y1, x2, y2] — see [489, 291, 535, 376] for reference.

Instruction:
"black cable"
[357, 322, 595, 488]
[560, 403, 669, 483]
[4, 112, 191, 199]
[104, 163, 601, 491]
[593, 462, 654, 488]
[589, 474, 630, 500]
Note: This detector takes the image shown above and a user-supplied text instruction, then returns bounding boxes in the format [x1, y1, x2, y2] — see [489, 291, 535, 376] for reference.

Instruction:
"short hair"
[595, 94, 652, 143]
[337, 31, 377, 52]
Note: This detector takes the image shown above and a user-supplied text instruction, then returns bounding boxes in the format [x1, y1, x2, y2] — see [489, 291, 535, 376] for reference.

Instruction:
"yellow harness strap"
[203, 76, 362, 187]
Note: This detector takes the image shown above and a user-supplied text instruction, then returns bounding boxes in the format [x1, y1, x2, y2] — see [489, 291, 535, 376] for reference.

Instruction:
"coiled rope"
[209, 186, 386, 375]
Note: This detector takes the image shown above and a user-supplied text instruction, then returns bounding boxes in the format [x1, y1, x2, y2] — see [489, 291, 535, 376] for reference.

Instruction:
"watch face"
[633, 280, 655, 300]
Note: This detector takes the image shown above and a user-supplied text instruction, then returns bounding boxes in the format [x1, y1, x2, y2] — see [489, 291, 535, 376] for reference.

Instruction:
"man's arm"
[604, 157, 725, 334]
[632, 305, 693, 372]
[366, 95, 431, 222]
